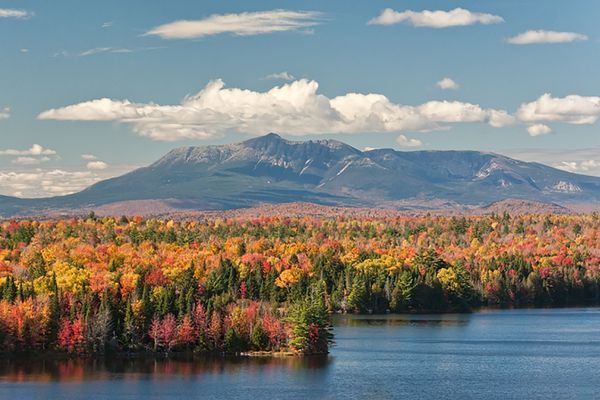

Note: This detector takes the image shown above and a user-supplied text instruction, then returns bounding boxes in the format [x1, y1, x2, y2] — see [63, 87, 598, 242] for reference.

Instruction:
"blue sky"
[0, 0, 599, 197]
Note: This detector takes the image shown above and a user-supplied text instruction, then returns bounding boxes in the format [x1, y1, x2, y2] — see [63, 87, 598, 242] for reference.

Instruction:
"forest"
[0, 212, 598, 356]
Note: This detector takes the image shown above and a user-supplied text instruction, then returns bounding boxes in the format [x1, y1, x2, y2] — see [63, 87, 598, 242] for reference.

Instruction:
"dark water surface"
[1, 308, 599, 399]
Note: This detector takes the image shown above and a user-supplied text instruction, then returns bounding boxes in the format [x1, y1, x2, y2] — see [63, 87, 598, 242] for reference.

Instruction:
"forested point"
[0, 212, 598, 355]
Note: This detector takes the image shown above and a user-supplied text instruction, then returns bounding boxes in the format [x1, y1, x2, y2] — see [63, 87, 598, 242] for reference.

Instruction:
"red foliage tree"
[148, 316, 162, 350]
[177, 315, 196, 349]
[207, 312, 222, 350]
[160, 314, 178, 352]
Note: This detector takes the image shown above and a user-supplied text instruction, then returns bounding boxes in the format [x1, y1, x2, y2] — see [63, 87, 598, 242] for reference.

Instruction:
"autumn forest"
[0, 213, 599, 356]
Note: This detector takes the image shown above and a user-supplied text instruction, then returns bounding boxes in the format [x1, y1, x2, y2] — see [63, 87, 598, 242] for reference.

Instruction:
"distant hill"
[473, 199, 572, 216]
[1, 133, 599, 217]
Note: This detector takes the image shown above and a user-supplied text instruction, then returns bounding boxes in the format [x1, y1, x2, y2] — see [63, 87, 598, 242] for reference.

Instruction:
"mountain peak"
[263, 132, 282, 140]
[243, 132, 286, 146]
[1, 135, 600, 217]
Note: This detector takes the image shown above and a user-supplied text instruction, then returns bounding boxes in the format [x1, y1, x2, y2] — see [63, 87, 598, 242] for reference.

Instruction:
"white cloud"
[81, 154, 97, 160]
[12, 156, 51, 165]
[507, 30, 588, 45]
[517, 93, 600, 125]
[86, 161, 108, 170]
[505, 148, 600, 177]
[368, 7, 503, 28]
[0, 165, 136, 198]
[38, 79, 514, 141]
[101, 21, 113, 28]
[145, 10, 321, 39]
[0, 170, 95, 197]
[0, 144, 57, 156]
[555, 160, 600, 175]
[20, 48, 29, 53]
[265, 71, 295, 81]
[53, 50, 69, 58]
[527, 124, 552, 136]
[437, 77, 459, 90]
[0, 107, 9, 120]
[80, 47, 133, 56]
[396, 135, 423, 147]
[0, 8, 32, 19]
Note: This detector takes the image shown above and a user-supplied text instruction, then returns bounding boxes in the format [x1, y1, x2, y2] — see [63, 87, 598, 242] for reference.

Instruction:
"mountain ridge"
[1, 133, 599, 217]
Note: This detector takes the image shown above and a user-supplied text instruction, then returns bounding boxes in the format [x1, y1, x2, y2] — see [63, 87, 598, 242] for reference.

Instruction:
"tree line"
[0, 212, 598, 354]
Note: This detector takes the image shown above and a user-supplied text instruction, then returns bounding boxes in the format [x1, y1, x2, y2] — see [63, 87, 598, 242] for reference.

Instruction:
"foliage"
[0, 213, 598, 354]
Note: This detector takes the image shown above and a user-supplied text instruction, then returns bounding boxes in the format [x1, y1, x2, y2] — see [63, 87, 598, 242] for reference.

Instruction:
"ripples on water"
[1, 308, 599, 399]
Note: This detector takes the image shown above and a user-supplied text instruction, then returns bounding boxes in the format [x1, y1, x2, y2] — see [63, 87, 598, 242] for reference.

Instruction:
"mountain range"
[1, 133, 599, 217]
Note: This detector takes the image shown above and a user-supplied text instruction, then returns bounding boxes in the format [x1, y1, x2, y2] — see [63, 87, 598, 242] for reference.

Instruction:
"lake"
[1, 308, 599, 399]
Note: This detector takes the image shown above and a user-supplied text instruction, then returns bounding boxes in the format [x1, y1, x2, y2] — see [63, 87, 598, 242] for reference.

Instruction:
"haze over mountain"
[1, 133, 599, 217]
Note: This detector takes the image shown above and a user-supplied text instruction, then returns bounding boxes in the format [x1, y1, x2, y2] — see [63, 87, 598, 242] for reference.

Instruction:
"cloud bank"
[145, 10, 321, 39]
[506, 148, 600, 177]
[369, 8, 503, 28]
[0, 164, 136, 198]
[38, 79, 514, 141]
[12, 156, 51, 165]
[0, 144, 57, 156]
[0, 169, 98, 198]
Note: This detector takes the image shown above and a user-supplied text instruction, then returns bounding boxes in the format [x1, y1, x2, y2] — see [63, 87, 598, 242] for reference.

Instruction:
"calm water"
[1, 308, 600, 399]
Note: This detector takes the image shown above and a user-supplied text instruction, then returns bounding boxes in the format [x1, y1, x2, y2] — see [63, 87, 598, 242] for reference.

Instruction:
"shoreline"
[0, 349, 326, 361]
[2, 305, 598, 361]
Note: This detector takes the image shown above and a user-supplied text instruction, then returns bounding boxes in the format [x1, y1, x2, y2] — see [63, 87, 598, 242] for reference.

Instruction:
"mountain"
[1, 133, 600, 217]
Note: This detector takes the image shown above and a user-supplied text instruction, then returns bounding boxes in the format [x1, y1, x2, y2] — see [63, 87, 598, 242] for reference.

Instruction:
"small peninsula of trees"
[0, 212, 598, 355]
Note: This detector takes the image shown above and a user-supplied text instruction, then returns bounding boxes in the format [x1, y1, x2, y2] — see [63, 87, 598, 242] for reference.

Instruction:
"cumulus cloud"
[81, 154, 97, 160]
[517, 93, 600, 125]
[101, 21, 113, 28]
[38, 79, 514, 141]
[396, 135, 423, 147]
[437, 77, 459, 90]
[86, 161, 108, 170]
[0, 144, 57, 156]
[265, 71, 295, 81]
[527, 124, 552, 136]
[145, 10, 321, 39]
[368, 8, 503, 28]
[12, 156, 51, 165]
[0, 8, 32, 19]
[507, 30, 588, 45]
[0, 107, 9, 120]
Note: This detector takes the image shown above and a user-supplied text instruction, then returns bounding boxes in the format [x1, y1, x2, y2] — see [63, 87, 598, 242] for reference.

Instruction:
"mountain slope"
[1, 133, 599, 216]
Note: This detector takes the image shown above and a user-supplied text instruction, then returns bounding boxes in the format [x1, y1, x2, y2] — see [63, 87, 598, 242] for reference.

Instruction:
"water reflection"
[2, 310, 600, 399]
[332, 313, 472, 327]
[0, 354, 330, 383]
